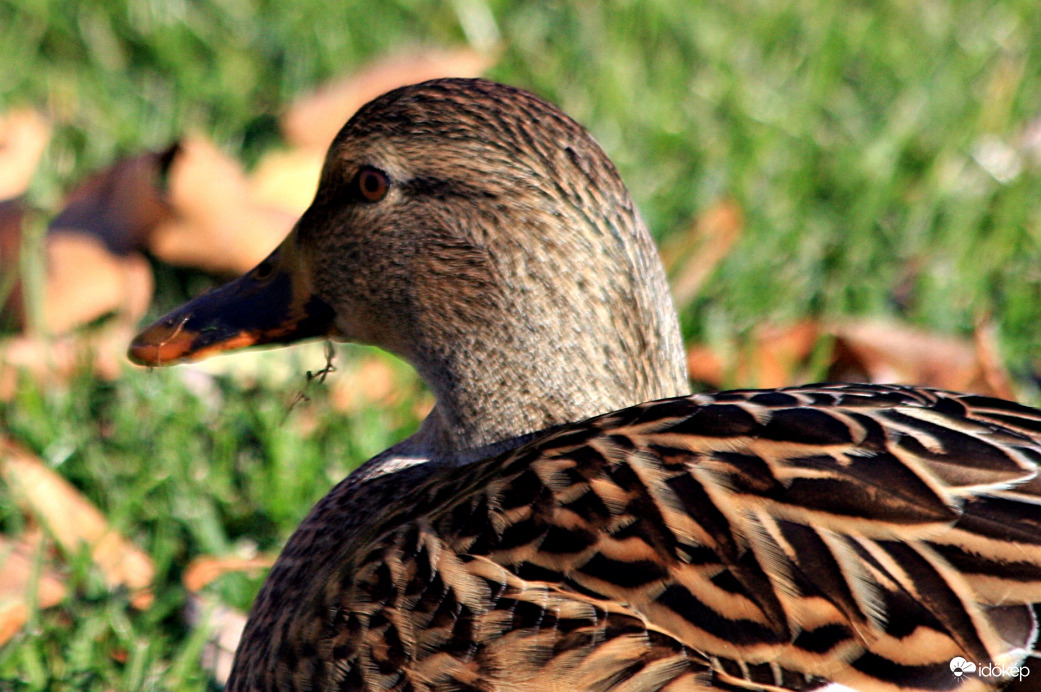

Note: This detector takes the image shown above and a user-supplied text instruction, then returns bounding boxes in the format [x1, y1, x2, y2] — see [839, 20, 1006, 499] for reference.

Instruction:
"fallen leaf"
[829, 319, 991, 392]
[687, 318, 1018, 397]
[686, 321, 819, 389]
[329, 355, 402, 413]
[3, 208, 153, 335]
[685, 344, 726, 387]
[663, 199, 743, 309]
[50, 145, 177, 255]
[282, 47, 498, 150]
[0, 110, 50, 200]
[0, 439, 154, 608]
[412, 392, 435, 420]
[182, 555, 275, 594]
[972, 315, 1017, 400]
[0, 533, 66, 646]
[150, 136, 295, 274]
[749, 321, 820, 388]
[182, 553, 278, 684]
[186, 593, 248, 686]
[41, 232, 153, 334]
[249, 148, 325, 217]
[0, 322, 136, 400]
[0, 198, 28, 329]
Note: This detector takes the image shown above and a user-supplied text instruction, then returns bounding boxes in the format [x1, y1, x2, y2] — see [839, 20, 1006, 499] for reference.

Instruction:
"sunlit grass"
[2, 0, 1041, 688]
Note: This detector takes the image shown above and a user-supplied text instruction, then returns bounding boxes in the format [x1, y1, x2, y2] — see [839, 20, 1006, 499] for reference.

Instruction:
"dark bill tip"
[127, 255, 336, 367]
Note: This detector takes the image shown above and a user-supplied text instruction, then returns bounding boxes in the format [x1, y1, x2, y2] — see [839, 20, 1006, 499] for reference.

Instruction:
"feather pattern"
[239, 385, 1041, 691]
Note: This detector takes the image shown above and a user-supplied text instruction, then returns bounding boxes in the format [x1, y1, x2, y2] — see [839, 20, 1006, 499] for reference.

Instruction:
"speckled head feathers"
[300, 79, 688, 448]
[131, 78, 688, 455]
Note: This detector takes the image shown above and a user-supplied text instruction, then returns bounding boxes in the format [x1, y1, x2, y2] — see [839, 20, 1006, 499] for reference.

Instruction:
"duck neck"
[357, 349, 674, 480]
[355, 272, 689, 479]
[413, 341, 652, 460]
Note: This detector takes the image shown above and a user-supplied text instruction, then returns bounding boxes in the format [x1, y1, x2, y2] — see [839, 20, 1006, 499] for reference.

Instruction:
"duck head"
[129, 79, 687, 456]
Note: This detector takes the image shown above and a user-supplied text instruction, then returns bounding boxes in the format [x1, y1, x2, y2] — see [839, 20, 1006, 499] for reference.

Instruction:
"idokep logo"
[949, 656, 1030, 682]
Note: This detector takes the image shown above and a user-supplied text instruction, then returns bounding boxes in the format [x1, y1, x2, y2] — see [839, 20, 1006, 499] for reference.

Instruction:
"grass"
[2, 0, 1041, 688]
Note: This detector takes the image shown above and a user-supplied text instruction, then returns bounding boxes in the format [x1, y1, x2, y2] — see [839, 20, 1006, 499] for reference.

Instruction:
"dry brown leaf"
[0, 109, 50, 200]
[329, 356, 402, 413]
[972, 315, 1017, 400]
[749, 321, 820, 389]
[686, 321, 819, 389]
[829, 319, 992, 392]
[182, 555, 275, 593]
[150, 136, 295, 274]
[249, 148, 325, 217]
[686, 318, 1020, 396]
[685, 344, 726, 387]
[50, 138, 291, 276]
[0, 323, 136, 400]
[50, 146, 176, 255]
[282, 47, 498, 150]
[0, 533, 66, 646]
[3, 211, 153, 336]
[663, 199, 743, 309]
[0, 439, 154, 608]
[40, 232, 153, 334]
[0, 198, 28, 328]
[187, 593, 248, 686]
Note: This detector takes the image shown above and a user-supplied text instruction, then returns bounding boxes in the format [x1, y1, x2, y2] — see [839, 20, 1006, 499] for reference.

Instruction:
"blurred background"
[2, 1, 1041, 688]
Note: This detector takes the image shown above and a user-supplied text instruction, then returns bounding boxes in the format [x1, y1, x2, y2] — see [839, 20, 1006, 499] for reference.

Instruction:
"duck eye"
[356, 167, 390, 202]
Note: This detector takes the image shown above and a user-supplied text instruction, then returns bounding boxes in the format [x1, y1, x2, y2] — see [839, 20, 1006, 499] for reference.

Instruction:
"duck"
[128, 78, 1041, 691]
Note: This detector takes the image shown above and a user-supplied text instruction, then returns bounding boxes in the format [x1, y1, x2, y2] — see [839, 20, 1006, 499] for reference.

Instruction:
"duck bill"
[127, 233, 336, 366]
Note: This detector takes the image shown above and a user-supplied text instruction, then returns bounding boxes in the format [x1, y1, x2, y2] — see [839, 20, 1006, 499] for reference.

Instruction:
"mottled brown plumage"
[129, 80, 1041, 691]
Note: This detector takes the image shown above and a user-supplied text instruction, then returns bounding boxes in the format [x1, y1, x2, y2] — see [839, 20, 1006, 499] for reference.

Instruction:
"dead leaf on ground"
[183, 555, 276, 685]
[50, 145, 178, 255]
[3, 209, 154, 336]
[249, 147, 325, 217]
[663, 199, 743, 310]
[0, 533, 66, 646]
[687, 317, 1020, 398]
[150, 136, 295, 274]
[30, 146, 176, 334]
[687, 321, 819, 389]
[182, 555, 275, 594]
[40, 232, 153, 334]
[0, 198, 28, 328]
[49, 138, 293, 277]
[282, 47, 499, 151]
[328, 355, 401, 413]
[0, 109, 50, 200]
[972, 315, 1017, 400]
[0, 322, 136, 401]
[829, 319, 997, 393]
[749, 321, 820, 388]
[186, 593, 248, 686]
[115, 542, 272, 679]
[412, 392, 435, 420]
[0, 439, 154, 608]
[685, 344, 727, 387]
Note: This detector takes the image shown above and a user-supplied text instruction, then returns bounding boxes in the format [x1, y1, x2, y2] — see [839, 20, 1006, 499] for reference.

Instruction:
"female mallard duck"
[129, 79, 1041, 691]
